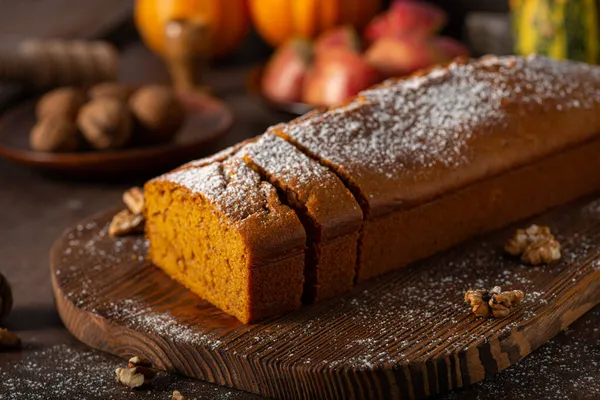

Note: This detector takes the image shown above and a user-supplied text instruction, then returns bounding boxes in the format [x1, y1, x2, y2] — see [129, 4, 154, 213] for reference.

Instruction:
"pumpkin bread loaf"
[273, 54, 600, 281]
[144, 157, 306, 323]
[146, 55, 600, 322]
[240, 133, 363, 302]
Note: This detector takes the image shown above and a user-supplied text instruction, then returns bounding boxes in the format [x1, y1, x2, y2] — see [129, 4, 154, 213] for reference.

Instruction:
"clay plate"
[247, 66, 315, 116]
[0, 91, 233, 176]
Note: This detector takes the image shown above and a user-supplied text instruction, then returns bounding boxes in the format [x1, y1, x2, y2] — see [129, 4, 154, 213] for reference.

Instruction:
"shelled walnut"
[464, 286, 525, 318]
[505, 224, 561, 265]
[521, 237, 561, 265]
[123, 187, 144, 215]
[115, 356, 156, 389]
[77, 98, 132, 150]
[109, 187, 145, 237]
[108, 209, 144, 237]
[172, 391, 186, 400]
[129, 85, 185, 145]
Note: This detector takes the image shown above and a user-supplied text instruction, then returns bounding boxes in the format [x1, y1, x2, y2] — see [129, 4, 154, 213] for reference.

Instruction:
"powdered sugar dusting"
[104, 300, 223, 350]
[242, 134, 332, 188]
[159, 158, 273, 222]
[441, 307, 600, 399]
[277, 55, 600, 205]
[0, 344, 255, 399]
[240, 133, 362, 228]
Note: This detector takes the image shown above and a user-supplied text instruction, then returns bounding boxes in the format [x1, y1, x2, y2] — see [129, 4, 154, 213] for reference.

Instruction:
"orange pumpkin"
[135, 0, 250, 58]
[249, 0, 382, 47]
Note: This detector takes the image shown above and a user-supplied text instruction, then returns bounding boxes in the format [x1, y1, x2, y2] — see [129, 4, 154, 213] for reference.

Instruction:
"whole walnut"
[0, 272, 13, 320]
[88, 82, 133, 102]
[129, 85, 185, 145]
[36, 87, 86, 121]
[30, 116, 79, 153]
[77, 98, 132, 150]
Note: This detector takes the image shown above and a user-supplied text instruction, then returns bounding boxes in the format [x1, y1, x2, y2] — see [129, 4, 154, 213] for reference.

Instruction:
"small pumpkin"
[249, 0, 382, 47]
[135, 0, 250, 59]
[511, 0, 599, 64]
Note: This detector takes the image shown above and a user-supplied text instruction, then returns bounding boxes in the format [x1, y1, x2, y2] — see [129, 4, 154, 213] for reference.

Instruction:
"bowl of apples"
[255, 0, 469, 114]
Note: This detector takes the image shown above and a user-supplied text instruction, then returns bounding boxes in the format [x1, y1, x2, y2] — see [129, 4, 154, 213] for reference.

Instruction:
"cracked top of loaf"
[272, 55, 600, 217]
[240, 133, 362, 241]
[153, 156, 306, 262]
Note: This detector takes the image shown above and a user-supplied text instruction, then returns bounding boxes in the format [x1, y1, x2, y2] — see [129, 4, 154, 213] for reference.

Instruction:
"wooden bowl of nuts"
[0, 83, 233, 176]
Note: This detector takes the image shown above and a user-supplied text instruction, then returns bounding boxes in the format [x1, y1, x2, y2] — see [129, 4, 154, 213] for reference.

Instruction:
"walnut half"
[172, 391, 186, 400]
[108, 209, 144, 237]
[109, 187, 145, 237]
[123, 187, 144, 215]
[465, 286, 525, 318]
[505, 224, 561, 265]
[115, 356, 156, 389]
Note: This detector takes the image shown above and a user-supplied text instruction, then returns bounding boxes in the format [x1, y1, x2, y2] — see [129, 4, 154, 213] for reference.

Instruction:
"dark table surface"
[1, 6, 600, 400]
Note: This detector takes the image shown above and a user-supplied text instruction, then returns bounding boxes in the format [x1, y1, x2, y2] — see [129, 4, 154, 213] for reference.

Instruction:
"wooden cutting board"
[50, 196, 600, 399]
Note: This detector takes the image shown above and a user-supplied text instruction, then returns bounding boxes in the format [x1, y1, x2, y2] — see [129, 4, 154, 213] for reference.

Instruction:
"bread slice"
[144, 157, 306, 323]
[240, 133, 362, 302]
[273, 55, 600, 280]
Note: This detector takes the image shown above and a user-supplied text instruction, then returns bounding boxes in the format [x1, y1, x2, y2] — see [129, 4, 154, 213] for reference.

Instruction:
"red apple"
[303, 50, 380, 107]
[261, 39, 313, 103]
[434, 36, 470, 60]
[314, 26, 362, 56]
[365, 1, 447, 44]
[365, 36, 445, 78]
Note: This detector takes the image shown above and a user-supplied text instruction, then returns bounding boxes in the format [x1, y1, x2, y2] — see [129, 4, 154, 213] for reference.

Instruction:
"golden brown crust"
[275, 55, 600, 217]
[146, 55, 600, 321]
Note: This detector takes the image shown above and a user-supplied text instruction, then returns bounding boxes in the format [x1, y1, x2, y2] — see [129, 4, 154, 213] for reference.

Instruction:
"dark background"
[4, 1, 600, 400]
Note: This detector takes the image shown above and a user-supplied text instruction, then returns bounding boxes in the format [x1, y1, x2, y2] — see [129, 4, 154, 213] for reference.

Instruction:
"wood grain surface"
[50, 195, 600, 399]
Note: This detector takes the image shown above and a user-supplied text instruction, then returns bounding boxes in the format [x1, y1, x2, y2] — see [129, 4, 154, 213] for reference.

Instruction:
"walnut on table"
[465, 286, 525, 318]
[115, 356, 156, 389]
[505, 224, 561, 265]
[172, 391, 186, 400]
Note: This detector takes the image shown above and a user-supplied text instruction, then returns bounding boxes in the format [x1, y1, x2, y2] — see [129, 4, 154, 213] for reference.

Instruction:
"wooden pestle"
[0, 38, 118, 88]
[163, 19, 209, 92]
